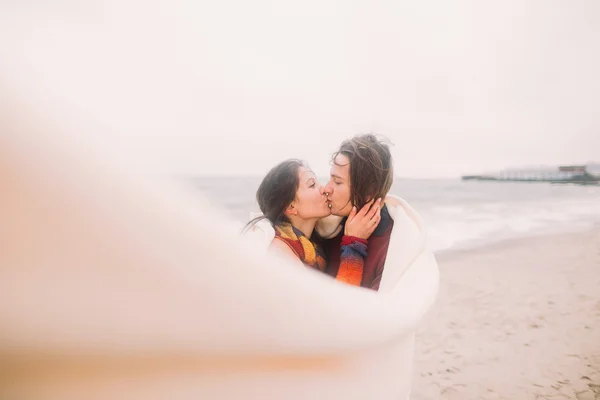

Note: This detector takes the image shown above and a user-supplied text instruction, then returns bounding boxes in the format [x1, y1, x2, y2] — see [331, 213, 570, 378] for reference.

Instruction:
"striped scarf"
[274, 222, 326, 272]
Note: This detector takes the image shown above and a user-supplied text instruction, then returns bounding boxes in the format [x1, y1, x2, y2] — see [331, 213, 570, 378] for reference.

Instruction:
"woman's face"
[291, 166, 331, 219]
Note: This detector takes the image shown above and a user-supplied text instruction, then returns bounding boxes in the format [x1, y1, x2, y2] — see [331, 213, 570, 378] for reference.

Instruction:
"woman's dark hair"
[332, 133, 393, 209]
[243, 159, 304, 233]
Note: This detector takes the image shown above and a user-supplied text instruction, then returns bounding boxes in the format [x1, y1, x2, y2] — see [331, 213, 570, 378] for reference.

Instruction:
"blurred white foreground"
[0, 2, 438, 398]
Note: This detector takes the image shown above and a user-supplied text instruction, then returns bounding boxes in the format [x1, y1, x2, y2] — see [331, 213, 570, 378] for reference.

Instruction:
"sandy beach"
[411, 226, 600, 400]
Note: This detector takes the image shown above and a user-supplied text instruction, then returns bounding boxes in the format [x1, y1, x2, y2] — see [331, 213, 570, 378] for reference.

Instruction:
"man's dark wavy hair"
[332, 133, 393, 209]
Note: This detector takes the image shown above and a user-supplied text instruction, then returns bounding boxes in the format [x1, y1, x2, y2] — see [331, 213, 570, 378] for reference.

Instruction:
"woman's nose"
[322, 184, 333, 197]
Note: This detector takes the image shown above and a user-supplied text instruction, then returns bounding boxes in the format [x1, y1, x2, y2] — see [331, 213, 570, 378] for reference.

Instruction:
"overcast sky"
[2, 1, 599, 178]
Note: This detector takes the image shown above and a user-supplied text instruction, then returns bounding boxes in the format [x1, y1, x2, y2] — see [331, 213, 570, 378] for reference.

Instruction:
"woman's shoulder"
[270, 236, 299, 256]
[269, 237, 303, 266]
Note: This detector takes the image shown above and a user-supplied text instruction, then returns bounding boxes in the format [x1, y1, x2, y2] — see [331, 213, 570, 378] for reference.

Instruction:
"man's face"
[324, 154, 353, 216]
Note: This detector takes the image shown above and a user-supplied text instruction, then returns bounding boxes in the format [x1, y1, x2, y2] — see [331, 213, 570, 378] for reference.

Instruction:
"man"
[317, 133, 394, 291]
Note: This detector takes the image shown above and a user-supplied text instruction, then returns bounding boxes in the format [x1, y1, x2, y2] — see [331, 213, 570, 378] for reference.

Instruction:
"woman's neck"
[286, 216, 318, 238]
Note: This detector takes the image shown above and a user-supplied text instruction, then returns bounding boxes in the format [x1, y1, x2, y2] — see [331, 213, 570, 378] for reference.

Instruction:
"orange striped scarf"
[273, 222, 326, 272]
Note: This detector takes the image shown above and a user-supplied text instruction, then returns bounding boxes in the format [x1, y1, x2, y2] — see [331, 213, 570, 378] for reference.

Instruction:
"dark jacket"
[318, 205, 394, 291]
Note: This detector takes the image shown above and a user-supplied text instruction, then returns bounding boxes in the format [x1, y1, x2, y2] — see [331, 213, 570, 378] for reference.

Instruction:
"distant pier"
[462, 165, 600, 185]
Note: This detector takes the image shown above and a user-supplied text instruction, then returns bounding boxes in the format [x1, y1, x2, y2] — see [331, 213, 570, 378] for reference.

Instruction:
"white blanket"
[1, 125, 439, 399]
[0, 4, 439, 397]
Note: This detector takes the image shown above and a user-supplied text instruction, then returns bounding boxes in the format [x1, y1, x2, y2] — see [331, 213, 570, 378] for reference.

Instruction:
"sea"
[188, 176, 600, 253]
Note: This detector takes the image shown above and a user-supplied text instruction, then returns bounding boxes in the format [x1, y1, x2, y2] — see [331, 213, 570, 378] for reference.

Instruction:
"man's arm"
[336, 236, 367, 286]
[335, 199, 382, 286]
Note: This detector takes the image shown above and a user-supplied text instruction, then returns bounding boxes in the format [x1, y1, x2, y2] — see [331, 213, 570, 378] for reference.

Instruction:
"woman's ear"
[285, 203, 297, 216]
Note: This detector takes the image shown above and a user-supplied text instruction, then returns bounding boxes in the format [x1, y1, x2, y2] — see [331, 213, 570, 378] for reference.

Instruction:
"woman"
[245, 159, 381, 286]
